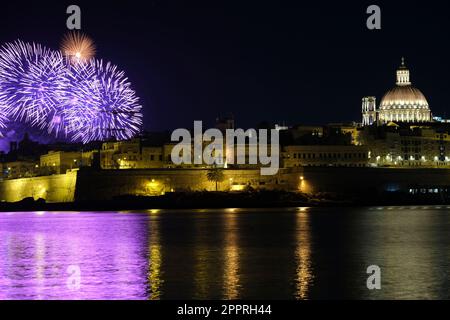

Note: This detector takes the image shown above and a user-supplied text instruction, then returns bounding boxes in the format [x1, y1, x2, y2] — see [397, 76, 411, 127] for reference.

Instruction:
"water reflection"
[193, 215, 211, 299]
[147, 214, 162, 300]
[0, 212, 150, 299]
[359, 208, 450, 299]
[223, 212, 240, 299]
[0, 208, 450, 299]
[192, 211, 231, 299]
[295, 209, 314, 299]
[34, 234, 45, 298]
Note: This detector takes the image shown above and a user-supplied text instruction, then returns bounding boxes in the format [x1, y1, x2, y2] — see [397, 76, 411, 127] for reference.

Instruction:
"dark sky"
[1, 0, 450, 131]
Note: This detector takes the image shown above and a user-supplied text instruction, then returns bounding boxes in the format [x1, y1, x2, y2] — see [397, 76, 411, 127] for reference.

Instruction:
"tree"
[206, 167, 225, 191]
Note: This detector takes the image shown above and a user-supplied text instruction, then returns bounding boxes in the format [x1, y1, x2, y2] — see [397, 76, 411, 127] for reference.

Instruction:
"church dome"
[378, 58, 431, 123]
[380, 85, 429, 110]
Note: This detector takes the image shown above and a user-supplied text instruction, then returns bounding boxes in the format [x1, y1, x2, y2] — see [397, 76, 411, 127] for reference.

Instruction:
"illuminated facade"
[283, 145, 369, 168]
[1, 160, 38, 179]
[100, 139, 269, 170]
[359, 122, 450, 167]
[100, 139, 165, 169]
[362, 58, 432, 125]
[40, 151, 81, 174]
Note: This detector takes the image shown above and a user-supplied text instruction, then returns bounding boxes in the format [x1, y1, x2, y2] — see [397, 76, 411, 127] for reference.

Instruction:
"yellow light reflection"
[148, 218, 162, 300]
[194, 244, 209, 299]
[193, 213, 211, 299]
[223, 213, 240, 299]
[295, 209, 314, 299]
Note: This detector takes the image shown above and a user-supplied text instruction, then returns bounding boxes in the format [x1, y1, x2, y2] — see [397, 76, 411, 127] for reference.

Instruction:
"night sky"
[1, 0, 450, 131]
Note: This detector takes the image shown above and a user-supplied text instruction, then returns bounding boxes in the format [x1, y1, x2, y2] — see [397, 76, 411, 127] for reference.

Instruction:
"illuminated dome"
[379, 58, 431, 123]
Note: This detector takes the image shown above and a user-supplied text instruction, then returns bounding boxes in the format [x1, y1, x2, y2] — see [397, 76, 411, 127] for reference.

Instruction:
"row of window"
[401, 147, 421, 153]
[109, 154, 164, 162]
[403, 154, 420, 160]
[397, 139, 450, 146]
[291, 152, 367, 160]
[409, 188, 445, 194]
[149, 155, 163, 161]
[401, 140, 421, 146]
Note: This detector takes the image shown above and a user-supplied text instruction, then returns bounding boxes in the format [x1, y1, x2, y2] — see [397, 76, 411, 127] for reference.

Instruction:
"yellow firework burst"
[60, 32, 96, 63]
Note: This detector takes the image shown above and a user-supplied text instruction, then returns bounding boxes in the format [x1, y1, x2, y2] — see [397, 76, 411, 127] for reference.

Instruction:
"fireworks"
[61, 32, 96, 63]
[0, 39, 142, 143]
[63, 60, 143, 143]
[0, 41, 68, 129]
[0, 104, 7, 136]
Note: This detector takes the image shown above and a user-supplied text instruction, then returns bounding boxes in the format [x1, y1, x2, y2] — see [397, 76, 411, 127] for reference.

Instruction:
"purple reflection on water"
[3, 207, 449, 300]
[0, 212, 151, 300]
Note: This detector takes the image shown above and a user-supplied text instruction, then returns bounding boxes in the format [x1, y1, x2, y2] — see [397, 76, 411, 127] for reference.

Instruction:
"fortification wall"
[74, 168, 296, 201]
[0, 171, 77, 203]
[0, 168, 298, 203]
[7, 167, 447, 203]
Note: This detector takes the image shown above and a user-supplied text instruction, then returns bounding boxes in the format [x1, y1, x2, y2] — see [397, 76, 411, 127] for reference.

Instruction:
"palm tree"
[206, 167, 225, 191]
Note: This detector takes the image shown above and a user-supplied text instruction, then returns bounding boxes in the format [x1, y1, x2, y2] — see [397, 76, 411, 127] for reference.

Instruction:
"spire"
[396, 57, 411, 86]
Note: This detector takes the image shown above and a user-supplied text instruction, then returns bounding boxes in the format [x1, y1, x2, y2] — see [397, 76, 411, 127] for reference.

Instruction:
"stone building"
[40, 151, 82, 174]
[359, 122, 450, 167]
[282, 145, 369, 168]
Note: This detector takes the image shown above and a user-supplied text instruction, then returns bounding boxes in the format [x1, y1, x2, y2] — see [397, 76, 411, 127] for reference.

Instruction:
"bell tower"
[362, 96, 377, 126]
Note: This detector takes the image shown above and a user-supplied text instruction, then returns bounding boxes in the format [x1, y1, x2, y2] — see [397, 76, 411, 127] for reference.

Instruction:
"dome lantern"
[396, 57, 411, 86]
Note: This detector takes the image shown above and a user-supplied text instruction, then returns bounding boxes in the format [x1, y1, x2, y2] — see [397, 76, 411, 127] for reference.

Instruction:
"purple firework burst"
[64, 60, 143, 143]
[0, 104, 7, 136]
[0, 40, 143, 143]
[0, 40, 68, 131]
